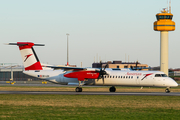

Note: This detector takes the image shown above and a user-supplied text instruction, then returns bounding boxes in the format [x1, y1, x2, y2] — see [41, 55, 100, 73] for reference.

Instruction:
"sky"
[0, 0, 180, 68]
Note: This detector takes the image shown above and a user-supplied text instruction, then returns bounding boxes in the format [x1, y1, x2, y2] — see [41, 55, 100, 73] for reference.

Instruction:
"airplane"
[6, 42, 178, 93]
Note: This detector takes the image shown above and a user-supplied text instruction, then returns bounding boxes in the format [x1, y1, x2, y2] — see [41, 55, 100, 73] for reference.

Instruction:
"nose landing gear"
[165, 88, 170, 93]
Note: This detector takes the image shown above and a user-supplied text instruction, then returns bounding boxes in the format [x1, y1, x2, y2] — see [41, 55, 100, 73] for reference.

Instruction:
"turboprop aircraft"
[6, 42, 178, 93]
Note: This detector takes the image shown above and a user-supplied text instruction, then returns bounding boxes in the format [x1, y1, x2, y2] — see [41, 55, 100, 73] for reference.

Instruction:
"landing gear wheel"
[165, 88, 170, 93]
[109, 86, 116, 92]
[76, 87, 82, 92]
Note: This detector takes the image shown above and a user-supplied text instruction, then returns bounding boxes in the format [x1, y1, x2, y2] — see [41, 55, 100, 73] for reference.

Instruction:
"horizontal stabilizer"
[5, 42, 45, 46]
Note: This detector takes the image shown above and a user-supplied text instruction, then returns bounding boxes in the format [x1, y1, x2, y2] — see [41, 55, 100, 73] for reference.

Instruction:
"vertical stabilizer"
[8, 42, 44, 71]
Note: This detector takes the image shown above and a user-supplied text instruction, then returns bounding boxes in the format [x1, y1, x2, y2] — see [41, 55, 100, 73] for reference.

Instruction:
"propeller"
[135, 61, 138, 70]
[131, 61, 139, 70]
[131, 61, 151, 71]
[97, 61, 108, 85]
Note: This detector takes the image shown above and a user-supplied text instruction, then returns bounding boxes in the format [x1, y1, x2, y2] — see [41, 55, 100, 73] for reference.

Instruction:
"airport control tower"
[154, 4, 175, 76]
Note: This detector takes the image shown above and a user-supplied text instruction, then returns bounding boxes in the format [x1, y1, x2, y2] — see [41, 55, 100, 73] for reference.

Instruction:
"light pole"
[66, 33, 69, 66]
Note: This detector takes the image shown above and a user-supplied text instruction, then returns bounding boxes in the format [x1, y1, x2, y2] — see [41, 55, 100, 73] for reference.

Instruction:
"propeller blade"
[97, 61, 108, 85]
[102, 76, 104, 85]
[103, 63, 108, 70]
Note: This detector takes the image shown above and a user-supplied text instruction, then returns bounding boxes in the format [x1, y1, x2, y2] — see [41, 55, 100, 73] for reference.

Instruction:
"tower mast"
[153, 3, 175, 75]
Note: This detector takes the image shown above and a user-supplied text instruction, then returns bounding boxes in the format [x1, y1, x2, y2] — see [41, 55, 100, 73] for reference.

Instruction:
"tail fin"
[7, 42, 44, 71]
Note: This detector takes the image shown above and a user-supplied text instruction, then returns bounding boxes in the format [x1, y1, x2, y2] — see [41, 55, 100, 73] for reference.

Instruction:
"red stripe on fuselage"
[64, 71, 100, 81]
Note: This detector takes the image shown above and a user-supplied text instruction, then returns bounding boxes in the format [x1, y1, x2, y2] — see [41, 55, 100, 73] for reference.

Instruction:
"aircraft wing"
[43, 65, 87, 71]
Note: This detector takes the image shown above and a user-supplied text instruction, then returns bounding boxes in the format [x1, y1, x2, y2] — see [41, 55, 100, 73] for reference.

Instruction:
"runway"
[1, 81, 180, 96]
[1, 91, 180, 96]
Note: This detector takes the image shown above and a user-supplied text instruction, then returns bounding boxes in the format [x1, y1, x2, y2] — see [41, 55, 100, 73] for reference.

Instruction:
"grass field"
[0, 94, 180, 120]
[0, 86, 180, 119]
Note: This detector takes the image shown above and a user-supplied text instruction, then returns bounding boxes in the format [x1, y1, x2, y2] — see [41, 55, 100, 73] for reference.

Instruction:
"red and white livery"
[7, 42, 178, 93]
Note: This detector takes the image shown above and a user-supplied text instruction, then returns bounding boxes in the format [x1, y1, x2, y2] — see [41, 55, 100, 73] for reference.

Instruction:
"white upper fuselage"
[23, 68, 178, 88]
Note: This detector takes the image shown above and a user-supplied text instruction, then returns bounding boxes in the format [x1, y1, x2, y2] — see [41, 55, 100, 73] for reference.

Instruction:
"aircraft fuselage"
[23, 69, 178, 88]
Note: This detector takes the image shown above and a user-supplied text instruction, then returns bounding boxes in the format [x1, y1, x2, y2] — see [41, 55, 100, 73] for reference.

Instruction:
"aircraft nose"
[174, 82, 178, 87]
[171, 80, 178, 87]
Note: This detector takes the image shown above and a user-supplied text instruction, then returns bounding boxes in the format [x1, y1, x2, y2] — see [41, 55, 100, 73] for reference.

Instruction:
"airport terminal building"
[0, 64, 41, 81]
[92, 61, 149, 70]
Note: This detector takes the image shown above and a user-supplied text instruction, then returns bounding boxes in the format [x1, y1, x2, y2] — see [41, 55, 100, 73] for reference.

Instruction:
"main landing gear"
[165, 88, 170, 93]
[76, 87, 82, 92]
[75, 81, 83, 92]
[109, 86, 116, 92]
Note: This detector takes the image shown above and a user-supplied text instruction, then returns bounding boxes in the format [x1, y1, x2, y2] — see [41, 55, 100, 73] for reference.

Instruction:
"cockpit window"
[161, 74, 167, 77]
[155, 74, 168, 77]
[155, 74, 161, 77]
